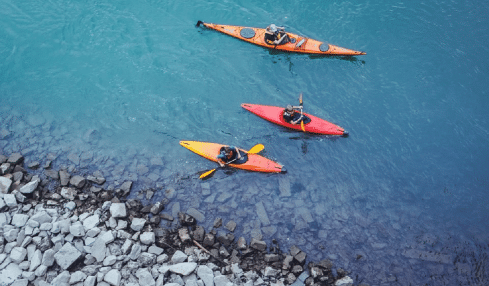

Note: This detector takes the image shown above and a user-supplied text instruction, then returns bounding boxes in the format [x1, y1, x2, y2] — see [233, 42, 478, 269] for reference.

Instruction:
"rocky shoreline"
[0, 152, 359, 286]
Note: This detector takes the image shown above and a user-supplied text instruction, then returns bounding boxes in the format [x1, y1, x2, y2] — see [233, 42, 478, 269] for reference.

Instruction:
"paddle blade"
[248, 144, 264, 154]
[301, 120, 306, 132]
[199, 168, 217, 180]
[299, 93, 303, 106]
[196, 20, 204, 27]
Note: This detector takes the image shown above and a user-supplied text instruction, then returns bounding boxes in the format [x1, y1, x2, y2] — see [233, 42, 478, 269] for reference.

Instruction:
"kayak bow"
[196, 21, 366, 56]
[180, 141, 286, 173]
[241, 103, 348, 136]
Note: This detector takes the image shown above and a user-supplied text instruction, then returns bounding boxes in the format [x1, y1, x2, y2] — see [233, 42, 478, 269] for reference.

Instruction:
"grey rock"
[250, 238, 267, 251]
[19, 179, 39, 194]
[10, 278, 28, 286]
[104, 269, 121, 286]
[83, 214, 100, 231]
[59, 170, 71, 186]
[10, 247, 27, 263]
[70, 271, 88, 284]
[129, 243, 142, 260]
[51, 271, 70, 285]
[255, 201, 270, 226]
[109, 203, 126, 218]
[11, 214, 29, 227]
[214, 275, 233, 286]
[90, 238, 107, 262]
[137, 252, 156, 266]
[278, 177, 291, 197]
[87, 175, 105, 185]
[130, 218, 146, 231]
[186, 208, 204, 222]
[121, 239, 133, 255]
[35, 265, 48, 277]
[42, 249, 56, 266]
[120, 181, 132, 194]
[54, 242, 83, 269]
[7, 153, 23, 165]
[171, 250, 188, 263]
[263, 266, 278, 277]
[84, 276, 96, 286]
[30, 211, 52, 224]
[169, 262, 197, 276]
[140, 232, 155, 245]
[61, 187, 77, 200]
[0, 263, 22, 285]
[3, 194, 17, 207]
[136, 268, 155, 286]
[0, 177, 12, 194]
[148, 245, 163, 255]
[225, 221, 237, 232]
[70, 175, 86, 189]
[44, 169, 59, 180]
[29, 249, 42, 272]
[103, 255, 117, 266]
[70, 221, 86, 237]
[335, 276, 353, 286]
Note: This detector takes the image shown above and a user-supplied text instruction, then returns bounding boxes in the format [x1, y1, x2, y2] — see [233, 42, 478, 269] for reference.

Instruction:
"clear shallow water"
[1, 0, 489, 284]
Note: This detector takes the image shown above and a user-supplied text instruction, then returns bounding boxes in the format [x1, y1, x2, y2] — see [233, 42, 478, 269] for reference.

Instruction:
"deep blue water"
[1, 0, 489, 284]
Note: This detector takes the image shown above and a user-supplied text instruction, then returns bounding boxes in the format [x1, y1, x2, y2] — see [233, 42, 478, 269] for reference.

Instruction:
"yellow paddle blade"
[248, 144, 264, 154]
[199, 168, 217, 180]
[301, 120, 306, 132]
[299, 93, 303, 105]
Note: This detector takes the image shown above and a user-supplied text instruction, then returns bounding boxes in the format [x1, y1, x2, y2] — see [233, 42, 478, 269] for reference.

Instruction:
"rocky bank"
[0, 152, 359, 286]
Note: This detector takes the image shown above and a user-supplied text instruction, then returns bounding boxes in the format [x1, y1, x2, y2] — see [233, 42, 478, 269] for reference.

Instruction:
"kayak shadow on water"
[265, 49, 366, 65]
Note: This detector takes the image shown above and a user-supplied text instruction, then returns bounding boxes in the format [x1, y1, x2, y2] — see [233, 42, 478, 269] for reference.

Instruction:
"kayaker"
[283, 104, 304, 125]
[216, 146, 242, 167]
[264, 24, 290, 45]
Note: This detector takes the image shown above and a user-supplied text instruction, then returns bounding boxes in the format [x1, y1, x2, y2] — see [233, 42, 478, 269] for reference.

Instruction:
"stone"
[335, 276, 354, 286]
[214, 275, 233, 286]
[120, 181, 132, 194]
[83, 214, 100, 231]
[70, 271, 88, 284]
[61, 187, 77, 200]
[42, 249, 56, 266]
[136, 268, 156, 286]
[169, 262, 198, 276]
[44, 170, 59, 180]
[225, 221, 237, 232]
[103, 255, 117, 266]
[255, 201, 270, 226]
[0, 263, 22, 285]
[130, 218, 146, 231]
[90, 238, 107, 262]
[104, 269, 121, 286]
[138, 252, 156, 266]
[58, 170, 71, 187]
[10, 247, 27, 263]
[0, 177, 12, 193]
[186, 208, 204, 222]
[110, 203, 127, 218]
[51, 271, 71, 285]
[140, 232, 155, 245]
[29, 249, 42, 272]
[35, 265, 48, 277]
[148, 245, 164, 255]
[250, 238, 267, 251]
[278, 177, 291, 197]
[87, 175, 105, 185]
[11, 214, 29, 227]
[171, 250, 188, 263]
[30, 211, 52, 224]
[70, 175, 86, 188]
[7, 153, 23, 165]
[70, 221, 85, 237]
[54, 242, 83, 269]
[129, 243, 142, 260]
[85, 276, 96, 286]
[3, 194, 17, 207]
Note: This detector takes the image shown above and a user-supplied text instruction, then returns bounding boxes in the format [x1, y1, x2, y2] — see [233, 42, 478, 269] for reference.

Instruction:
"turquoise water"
[1, 0, 489, 284]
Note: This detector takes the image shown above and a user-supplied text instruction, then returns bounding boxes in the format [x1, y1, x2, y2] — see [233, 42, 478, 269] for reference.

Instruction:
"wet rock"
[335, 276, 354, 286]
[255, 201, 270, 226]
[178, 227, 191, 244]
[28, 162, 39, 170]
[178, 212, 196, 226]
[61, 187, 77, 200]
[7, 153, 24, 165]
[44, 169, 59, 180]
[59, 170, 71, 186]
[203, 233, 215, 247]
[70, 175, 86, 189]
[120, 181, 133, 196]
[250, 238, 267, 251]
[213, 218, 223, 228]
[225, 221, 237, 232]
[87, 175, 106, 185]
[150, 201, 165, 215]
[192, 225, 205, 242]
[186, 208, 204, 222]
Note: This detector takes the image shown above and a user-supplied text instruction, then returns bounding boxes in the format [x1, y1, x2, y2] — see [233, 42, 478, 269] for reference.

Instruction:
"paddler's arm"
[291, 114, 304, 125]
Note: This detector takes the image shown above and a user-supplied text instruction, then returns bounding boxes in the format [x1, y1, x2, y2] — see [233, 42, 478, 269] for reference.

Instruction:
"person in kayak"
[283, 104, 305, 125]
[216, 146, 242, 167]
[264, 24, 290, 45]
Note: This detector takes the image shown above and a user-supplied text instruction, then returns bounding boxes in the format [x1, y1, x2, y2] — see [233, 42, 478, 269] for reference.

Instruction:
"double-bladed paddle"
[199, 144, 265, 180]
[299, 93, 306, 132]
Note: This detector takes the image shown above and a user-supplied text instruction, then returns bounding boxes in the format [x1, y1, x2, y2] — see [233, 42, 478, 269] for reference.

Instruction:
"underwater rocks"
[0, 151, 355, 286]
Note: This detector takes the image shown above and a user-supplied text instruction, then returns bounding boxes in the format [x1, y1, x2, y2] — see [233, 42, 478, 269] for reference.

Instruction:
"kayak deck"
[241, 103, 348, 136]
[180, 141, 285, 173]
[197, 21, 366, 56]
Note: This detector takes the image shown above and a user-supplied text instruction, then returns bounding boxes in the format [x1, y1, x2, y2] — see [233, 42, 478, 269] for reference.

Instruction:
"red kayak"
[241, 103, 348, 136]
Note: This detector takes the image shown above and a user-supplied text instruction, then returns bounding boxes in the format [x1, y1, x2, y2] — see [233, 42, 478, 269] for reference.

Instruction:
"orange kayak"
[180, 141, 285, 173]
[196, 21, 366, 56]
